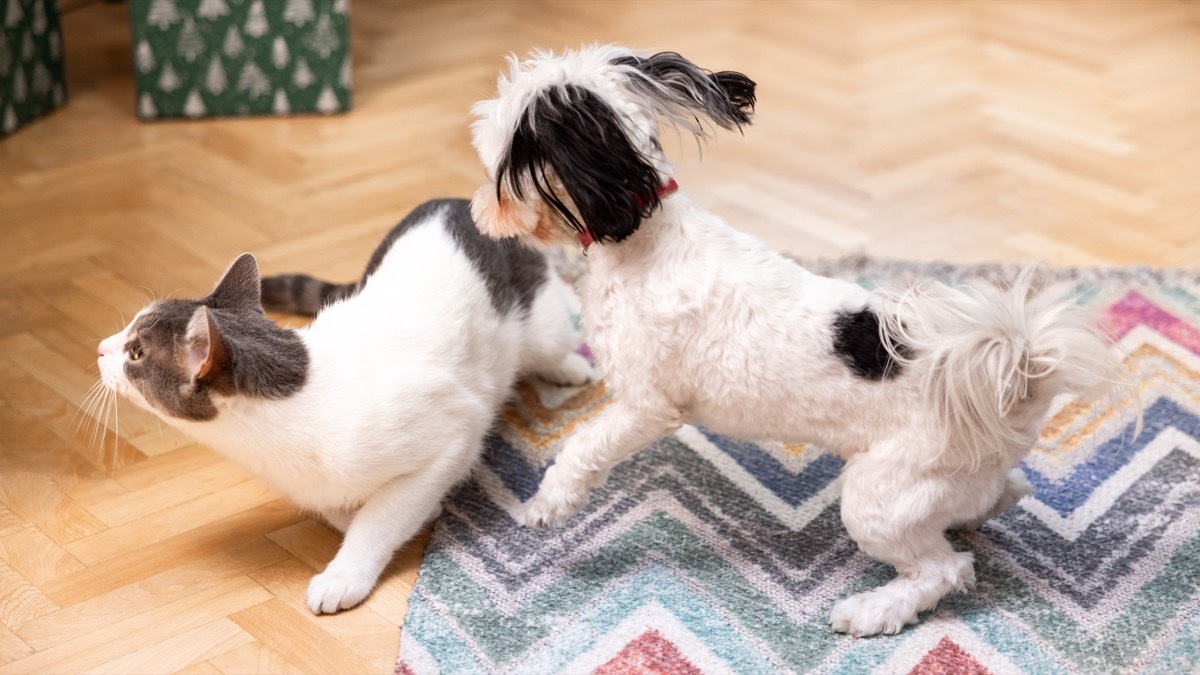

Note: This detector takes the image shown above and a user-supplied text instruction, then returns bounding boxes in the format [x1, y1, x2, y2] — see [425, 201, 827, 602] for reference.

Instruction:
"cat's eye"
[129, 347, 144, 361]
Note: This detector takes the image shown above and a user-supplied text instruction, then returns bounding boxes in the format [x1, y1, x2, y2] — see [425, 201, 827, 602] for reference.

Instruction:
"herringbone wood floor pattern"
[2, 1, 1198, 672]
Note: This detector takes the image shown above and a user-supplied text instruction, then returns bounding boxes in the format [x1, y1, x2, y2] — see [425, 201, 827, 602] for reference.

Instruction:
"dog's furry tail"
[879, 263, 1137, 469]
[260, 274, 356, 316]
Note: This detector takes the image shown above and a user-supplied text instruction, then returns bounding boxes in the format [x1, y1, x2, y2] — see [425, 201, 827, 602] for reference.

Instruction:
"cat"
[97, 198, 593, 614]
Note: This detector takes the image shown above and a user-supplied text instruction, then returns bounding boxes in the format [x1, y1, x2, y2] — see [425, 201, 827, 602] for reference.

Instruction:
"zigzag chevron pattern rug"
[396, 260, 1200, 674]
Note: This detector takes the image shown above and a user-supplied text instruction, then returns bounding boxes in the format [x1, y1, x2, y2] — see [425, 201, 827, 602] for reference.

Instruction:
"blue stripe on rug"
[1022, 397, 1197, 516]
[698, 429, 844, 506]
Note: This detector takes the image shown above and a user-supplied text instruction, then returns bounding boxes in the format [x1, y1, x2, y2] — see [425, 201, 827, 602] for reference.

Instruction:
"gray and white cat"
[97, 199, 593, 613]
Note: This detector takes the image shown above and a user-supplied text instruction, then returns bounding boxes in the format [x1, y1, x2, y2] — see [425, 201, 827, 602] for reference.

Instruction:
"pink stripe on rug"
[909, 637, 991, 675]
[1102, 291, 1200, 356]
[595, 629, 702, 675]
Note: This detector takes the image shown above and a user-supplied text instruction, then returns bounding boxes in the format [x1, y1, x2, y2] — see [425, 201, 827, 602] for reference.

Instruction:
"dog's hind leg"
[953, 467, 1032, 532]
[523, 398, 679, 528]
[830, 447, 995, 636]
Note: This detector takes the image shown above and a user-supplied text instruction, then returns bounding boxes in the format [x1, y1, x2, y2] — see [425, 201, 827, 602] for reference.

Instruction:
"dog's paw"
[306, 570, 375, 615]
[539, 353, 596, 387]
[522, 488, 586, 528]
[830, 590, 917, 637]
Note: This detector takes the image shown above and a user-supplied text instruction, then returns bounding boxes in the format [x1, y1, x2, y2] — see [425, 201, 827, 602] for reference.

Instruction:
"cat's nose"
[98, 335, 120, 357]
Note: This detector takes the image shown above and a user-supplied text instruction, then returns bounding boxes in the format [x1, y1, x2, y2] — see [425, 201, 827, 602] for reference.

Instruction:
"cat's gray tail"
[260, 274, 356, 316]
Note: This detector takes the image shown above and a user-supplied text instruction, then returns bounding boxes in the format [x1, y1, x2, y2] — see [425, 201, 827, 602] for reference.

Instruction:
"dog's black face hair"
[494, 53, 757, 246]
[497, 84, 661, 244]
[831, 308, 910, 381]
[614, 51, 757, 132]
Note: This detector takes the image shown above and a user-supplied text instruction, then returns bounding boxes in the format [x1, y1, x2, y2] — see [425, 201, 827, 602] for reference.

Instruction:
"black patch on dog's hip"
[831, 308, 907, 380]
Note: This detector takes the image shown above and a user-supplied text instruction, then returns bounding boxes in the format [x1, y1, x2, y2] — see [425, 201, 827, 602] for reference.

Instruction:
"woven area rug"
[396, 259, 1200, 674]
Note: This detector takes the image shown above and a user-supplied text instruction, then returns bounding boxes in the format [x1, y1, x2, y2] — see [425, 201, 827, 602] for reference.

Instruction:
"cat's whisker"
[71, 381, 104, 435]
[138, 285, 157, 307]
[83, 392, 103, 451]
[99, 389, 115, 469]
[112, 390, 121, 472]
[81, 385, 109, 445]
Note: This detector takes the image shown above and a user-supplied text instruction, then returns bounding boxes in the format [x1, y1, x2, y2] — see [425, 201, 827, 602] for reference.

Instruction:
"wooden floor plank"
[85, 619, 255, 675]
[229, 599, 375, 675]
[15, 538, 287, 651]
[0, 577, 272, 675]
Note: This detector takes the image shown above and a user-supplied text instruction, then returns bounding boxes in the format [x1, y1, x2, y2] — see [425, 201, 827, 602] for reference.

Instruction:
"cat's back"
[356, 198, 548, 317]
[300, 199, 549, 395]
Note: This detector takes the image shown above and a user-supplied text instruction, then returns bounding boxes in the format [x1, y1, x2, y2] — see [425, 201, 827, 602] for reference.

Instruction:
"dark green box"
[131, 0, 351, 119]
[0, 0, 66, 138]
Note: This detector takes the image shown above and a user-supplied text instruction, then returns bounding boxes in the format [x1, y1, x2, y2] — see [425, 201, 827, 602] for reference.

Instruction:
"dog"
[468, 45, 1132, 636]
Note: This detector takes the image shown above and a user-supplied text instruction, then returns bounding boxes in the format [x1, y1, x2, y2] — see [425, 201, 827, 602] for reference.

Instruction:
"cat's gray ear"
[185, 307, 228, 382]
[207, 253, 262, 310]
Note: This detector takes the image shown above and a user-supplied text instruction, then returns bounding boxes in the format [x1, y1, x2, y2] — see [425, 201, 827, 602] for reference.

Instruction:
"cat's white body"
[178, 220, 547, 514]
[100, 204, 591, 613]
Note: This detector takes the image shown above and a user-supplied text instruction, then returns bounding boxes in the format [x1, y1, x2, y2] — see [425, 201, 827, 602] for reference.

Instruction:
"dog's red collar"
[580, 178, 679, 252]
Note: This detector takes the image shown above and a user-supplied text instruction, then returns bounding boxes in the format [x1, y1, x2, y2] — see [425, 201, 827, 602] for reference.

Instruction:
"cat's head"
[98, 253, 307, 422]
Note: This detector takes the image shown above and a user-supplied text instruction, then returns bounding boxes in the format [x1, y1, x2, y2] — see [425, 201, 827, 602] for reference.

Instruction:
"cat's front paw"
[538, 352, 596, 387]
[307, 570, 375, 614]
[522, 487, 586, 528]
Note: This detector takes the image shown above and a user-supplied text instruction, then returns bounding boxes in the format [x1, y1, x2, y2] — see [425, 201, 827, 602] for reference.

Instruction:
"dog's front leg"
[524, 399, 679, 528]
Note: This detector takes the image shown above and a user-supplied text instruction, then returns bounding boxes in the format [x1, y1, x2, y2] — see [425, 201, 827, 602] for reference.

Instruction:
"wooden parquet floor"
[1, 1, 1198, 672]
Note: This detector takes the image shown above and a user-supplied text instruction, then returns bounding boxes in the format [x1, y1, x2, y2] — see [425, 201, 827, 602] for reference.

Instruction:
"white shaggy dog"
[469, 45, 1131, 636]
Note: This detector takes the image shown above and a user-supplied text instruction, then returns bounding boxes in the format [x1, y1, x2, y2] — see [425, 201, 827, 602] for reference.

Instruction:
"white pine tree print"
[12, 66, 26, 103]
[222, 24, 244, 58]
[31, 0, 46, 36]
[283, 0, 314, 26]
[158, 62, 181, 92]
[338, 57, 351, 88]
[177, 18, 204, 63]
[205, 56, 227, 94]
[138, 93, 157, 119]
[292, 57, 314, 89]
[196, 0, 230, 20]
[272, 37, 289, 69]
[146, 0, 182, 31]
[315, 85, 338, 114]
[183, 89, 206, 118]
[48, 29, 60, 59]
[4, 0, 23, 29]
[332, 0, 348, 15]
[307, 14, 339, 58]
[272, 89, 290, 115]
[52, 82, 63, 106]
[135, 40, 156, 74]
[237, 61, 270, 98]
[3, 105, 17, 134]
[31, 62, 50, 96]
[244, 0, 269, 39]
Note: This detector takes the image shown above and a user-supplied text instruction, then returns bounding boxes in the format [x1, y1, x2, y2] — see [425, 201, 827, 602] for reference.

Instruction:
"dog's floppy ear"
[495, 84, 661, 245]
[470, 181, 539, 239]
[619, 51, 756, 134]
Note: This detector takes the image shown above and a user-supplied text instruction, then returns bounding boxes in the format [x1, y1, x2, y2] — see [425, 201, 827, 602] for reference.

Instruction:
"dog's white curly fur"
[471, 45, 1133, 637]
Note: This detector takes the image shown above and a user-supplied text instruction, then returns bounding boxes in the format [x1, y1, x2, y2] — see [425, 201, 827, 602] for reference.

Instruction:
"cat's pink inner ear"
[186, 307, 227, 381]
